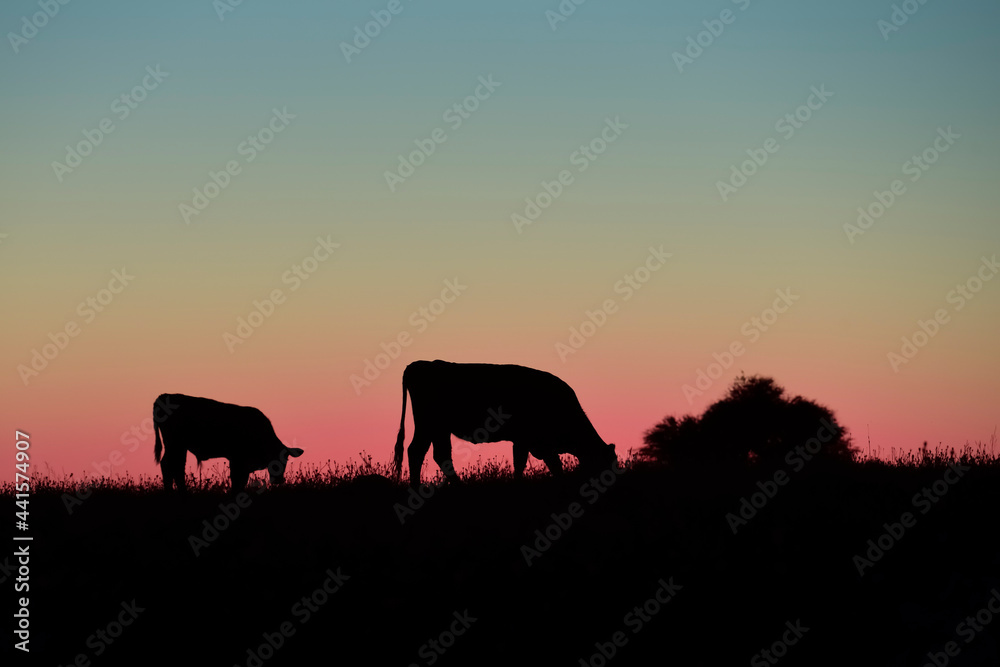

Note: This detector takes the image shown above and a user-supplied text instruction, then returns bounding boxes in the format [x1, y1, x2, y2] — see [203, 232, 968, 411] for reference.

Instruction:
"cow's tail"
[153, 398, 163, 465]
[392, 369, 409, 479]
[154, 423, 163, 465]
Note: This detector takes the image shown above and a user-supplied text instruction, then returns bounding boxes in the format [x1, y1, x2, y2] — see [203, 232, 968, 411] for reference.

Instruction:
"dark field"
[6, 448, 1000, 667]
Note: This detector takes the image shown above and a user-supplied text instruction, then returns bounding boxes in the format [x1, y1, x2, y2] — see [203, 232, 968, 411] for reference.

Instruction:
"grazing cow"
[392, 360, 616, 486]
[152, 394, 303, 493]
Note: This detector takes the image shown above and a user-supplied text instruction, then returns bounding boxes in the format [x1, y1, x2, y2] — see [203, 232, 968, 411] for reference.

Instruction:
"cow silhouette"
[152, 394, 303, 492]
[392, 360, 616, 486]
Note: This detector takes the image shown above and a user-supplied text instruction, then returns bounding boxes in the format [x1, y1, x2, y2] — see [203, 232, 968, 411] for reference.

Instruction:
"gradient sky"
[2, 0, 998, 480]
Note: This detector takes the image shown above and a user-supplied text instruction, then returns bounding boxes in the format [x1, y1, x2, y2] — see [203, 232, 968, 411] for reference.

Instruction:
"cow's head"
[598, 442, 618, 469]
[578, 442, 617, 474]
[266, 445, 304, 485]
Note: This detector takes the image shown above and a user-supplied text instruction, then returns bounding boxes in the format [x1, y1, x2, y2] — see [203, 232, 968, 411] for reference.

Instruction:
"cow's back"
[158, 394, 277, 461]
[405, 360, 589, 440]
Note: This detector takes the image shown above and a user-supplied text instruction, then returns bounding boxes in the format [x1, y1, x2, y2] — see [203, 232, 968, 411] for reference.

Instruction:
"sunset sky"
[2, 0, 997, 480]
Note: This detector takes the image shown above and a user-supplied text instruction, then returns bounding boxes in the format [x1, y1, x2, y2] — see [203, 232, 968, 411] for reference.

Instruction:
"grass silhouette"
[7, 438, 999, 667]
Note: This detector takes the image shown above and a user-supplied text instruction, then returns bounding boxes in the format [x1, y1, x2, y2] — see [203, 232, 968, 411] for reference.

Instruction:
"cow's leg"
[512, 441, 529, 479]
[172, 453, 188, 492]
[161, 449, 187, 492]
[159, 459, 172, 491]
[431, 434, 461, 485]
[230, 464, 250, 494]
[407, 430, 433, 487]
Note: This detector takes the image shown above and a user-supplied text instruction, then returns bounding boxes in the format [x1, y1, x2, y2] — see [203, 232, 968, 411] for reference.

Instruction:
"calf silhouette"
[153, 394, 303, 492]
[392, 360, 616, 486]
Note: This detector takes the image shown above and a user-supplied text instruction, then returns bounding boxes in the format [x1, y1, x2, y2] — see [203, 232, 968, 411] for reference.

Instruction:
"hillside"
[7, 451, 1000, 666]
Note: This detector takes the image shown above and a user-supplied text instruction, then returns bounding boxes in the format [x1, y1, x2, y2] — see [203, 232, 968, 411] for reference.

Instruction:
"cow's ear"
[286, 447, 304, 458]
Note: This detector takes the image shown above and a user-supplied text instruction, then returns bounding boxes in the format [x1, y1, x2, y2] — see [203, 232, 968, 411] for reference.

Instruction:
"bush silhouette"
[642, 374, 856, 466]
